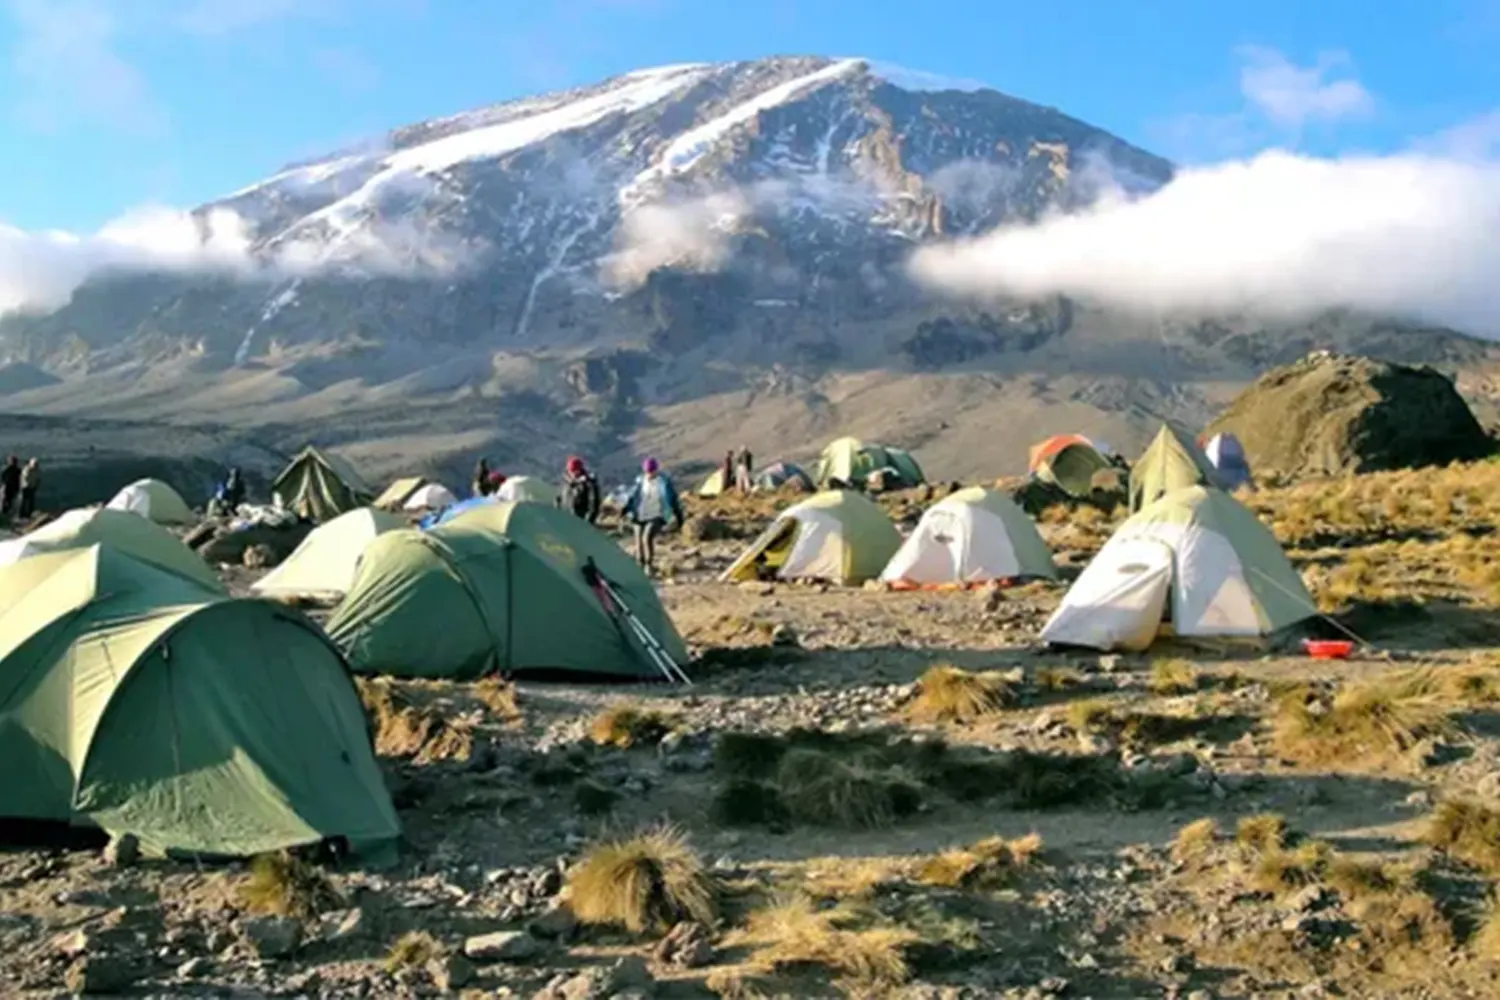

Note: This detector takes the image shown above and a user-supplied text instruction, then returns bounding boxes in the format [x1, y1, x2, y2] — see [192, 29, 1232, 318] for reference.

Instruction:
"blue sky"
[1, 0, 1497, 231]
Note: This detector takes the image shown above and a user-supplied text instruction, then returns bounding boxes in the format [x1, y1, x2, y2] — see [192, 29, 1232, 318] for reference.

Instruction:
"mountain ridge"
[0, 55, 1491, 488]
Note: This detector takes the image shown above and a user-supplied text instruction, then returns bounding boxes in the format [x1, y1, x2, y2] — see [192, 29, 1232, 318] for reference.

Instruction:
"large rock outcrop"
[1205, 352, 1494, 478]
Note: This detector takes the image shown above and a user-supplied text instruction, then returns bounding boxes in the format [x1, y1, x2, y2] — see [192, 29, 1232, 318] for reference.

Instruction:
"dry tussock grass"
[1423, 799, 1500, 874]
[1471, 900, 1500, 960]
[1271, 679, 1451, 769]
[589, 703, 678, 748]
[774, 749, 924, 830]
[1234, 813, 1289, 855]
[240, 851, 342, 919]
[565, 826, 719, 935]
[1033, 666, 1087, 693]
[917, 833, 1043, 890]
[908, 665, 1016, 724]
[474, 676, 521, 721]
[385, 931, 443, 972]
[730, 894, 918, 991]
[1148, 658, 1200, 696]
[1171, 818, 1220, 866]
[800, 858, 910, 901]
[355, 677, 474, 762]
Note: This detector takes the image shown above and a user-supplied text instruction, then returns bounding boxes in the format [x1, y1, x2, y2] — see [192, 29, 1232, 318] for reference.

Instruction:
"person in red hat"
[560, 455, 601, 524]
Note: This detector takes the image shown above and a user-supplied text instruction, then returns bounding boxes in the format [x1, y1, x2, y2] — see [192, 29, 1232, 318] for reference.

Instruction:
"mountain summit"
[0, 56, 1488, 483]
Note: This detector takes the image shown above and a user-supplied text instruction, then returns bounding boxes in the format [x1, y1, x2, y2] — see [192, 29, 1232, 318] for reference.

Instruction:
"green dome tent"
[1042, 486, 1314, 651]
[814, 438, 926, 489]
[272, 446, 374, 523]
[1032, 439, 1112, 498]
[721, 490, 901, 585]
[1129, 424, 1222, 513]
[327, 502, 688, 681]
[0, 507, 222, 591]
[0, 545, 399, 858]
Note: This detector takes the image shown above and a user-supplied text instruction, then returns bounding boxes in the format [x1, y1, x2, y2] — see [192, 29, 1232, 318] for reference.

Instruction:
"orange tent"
[1028, 434, 1098, 473]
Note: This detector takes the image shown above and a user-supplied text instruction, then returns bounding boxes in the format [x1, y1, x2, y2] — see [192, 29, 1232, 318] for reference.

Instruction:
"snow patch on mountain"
[862, 60, 995, 93]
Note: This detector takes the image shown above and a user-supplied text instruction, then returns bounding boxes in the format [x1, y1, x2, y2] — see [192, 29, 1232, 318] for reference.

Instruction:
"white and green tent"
[880, 487, 1056, 586]
[1042, 486, 1314, 651]
[721, 490, 900, 586]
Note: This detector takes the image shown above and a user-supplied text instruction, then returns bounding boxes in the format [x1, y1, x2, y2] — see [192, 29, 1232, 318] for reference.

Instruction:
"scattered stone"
[65, 955, 142, 995]
[737, 581, 775, 597]
[177, 956, 209, 979]
[429, 953, 477, 991]
[530, 867, 563, 898]
[102, 833, 140, 867]
[770, 624, 799, 647]
[528, 902, 579, 940]
[653, 921, 714, 968]
[240, 916, 302, 959]
[325, 907, 369, 942]
[463, 929, 541, 962]
[242, 543, 278, 569]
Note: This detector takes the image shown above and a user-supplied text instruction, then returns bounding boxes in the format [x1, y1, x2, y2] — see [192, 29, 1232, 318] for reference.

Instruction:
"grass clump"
[589, 703, 677, 749]
[1271, 680, 1450, 769]
[1235, 813, 1289, 855]
[732, 894, 918, 990]
[775, 749, 924, 830]
[1423, 799, 1500, 874]
[1171, 818, 1220, 866]
[240, 851, 342, 919]
[1066, 698, 1116, 734]
[1249, 840, 1333, 895]
[385, 931, 443, 972]
[1033, 666, 1087, 693]
[908, 665, 1015, 724]
[356, 677, 474, 762]
[917, 833, 1043, 890]
[565, 826, 719, 935]
[1149, 658, 1200, 696]
[475, 676, 522, 721]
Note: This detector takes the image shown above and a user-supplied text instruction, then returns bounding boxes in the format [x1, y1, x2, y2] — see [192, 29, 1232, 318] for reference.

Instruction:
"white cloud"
[1236, 45, 1374, 128]
[604, 190, 752, 290]
[0, 202, 474, 316]
[1421, 108, 1500, 162]
[907, 149, 1500, 337]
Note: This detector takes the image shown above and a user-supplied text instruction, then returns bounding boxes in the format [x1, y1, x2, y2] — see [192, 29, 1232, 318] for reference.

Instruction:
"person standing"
[472, 458, 492, 497]
[223, 466, 246, 515]
[560, 456, 601, 524]
[623, 457, 683, 575]
[18, 458, 40, 520]
[721, 450, 735, 494]
[0, 456, 20, 518]
[734, 445, 754, 493]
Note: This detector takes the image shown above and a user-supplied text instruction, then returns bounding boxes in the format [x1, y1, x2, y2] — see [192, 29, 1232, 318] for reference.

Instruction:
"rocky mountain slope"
[0, 56, 1493, 489]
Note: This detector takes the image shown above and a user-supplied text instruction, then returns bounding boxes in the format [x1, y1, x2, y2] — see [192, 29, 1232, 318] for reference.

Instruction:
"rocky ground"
[7, 466, 1500, 998]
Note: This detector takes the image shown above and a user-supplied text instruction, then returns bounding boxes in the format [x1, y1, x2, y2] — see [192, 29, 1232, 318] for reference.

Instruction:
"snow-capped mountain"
[0, 56, 1489, 483]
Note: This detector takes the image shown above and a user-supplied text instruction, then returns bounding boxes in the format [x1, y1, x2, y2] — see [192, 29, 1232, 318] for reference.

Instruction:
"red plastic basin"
[1303, 639, 1355, 659]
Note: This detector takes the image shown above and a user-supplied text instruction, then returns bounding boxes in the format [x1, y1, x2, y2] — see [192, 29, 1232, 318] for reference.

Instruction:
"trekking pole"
[582, 559, 691, 686]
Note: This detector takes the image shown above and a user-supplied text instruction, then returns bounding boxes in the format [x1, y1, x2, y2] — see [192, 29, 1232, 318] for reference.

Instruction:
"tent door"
[1043, 537, 1175, 651]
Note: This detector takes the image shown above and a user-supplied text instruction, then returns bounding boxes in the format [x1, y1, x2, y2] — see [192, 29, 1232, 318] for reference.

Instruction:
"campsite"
[3, 353, 1500, 999]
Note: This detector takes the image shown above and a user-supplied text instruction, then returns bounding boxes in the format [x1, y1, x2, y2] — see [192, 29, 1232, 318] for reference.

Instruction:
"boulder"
[463, 929, 541, 962]
[1206, 351, 1493, 478]
[240, 916, 302, 959]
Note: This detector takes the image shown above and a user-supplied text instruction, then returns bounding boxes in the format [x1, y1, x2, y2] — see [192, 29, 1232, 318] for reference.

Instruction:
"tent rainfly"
[1129, 424, 1223, 513]
[721, 490, 901, 586]
[1029, 435, 1112, 497]
[373, 476, 427, 511]
[495, 476, 555, 505]
[881, 487, 1057, 588]
[0, 507, 222, 591]
[252, 507, 406, 600]
[327, 502, 687, 681]
[1041, 486, 1314, 652]
[0, 545, 399, 858]
[403, 483, 459, 511]
[271, 446, 374, 523]
[105, 478, 196, 525]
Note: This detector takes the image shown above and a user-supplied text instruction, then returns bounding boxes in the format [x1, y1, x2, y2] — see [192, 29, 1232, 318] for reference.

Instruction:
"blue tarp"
[419, 495, 497, 530]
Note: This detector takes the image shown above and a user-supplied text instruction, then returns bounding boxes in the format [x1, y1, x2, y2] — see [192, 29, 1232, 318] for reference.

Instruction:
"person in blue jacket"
[622, 456, 683, 575]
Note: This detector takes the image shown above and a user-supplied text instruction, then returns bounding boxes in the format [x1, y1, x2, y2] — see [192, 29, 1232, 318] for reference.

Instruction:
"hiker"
[487, 470, 506, 495]
[18, 458, 39, 520]
[472, 458, 491, 497]
[560, 456, 601, 524]
[623, 457, 683, 575]
[0, 456, 19, 517]
[721, 450, 735, 494]
[223, 467, 245, 514]
[734, 445, 754, 493]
